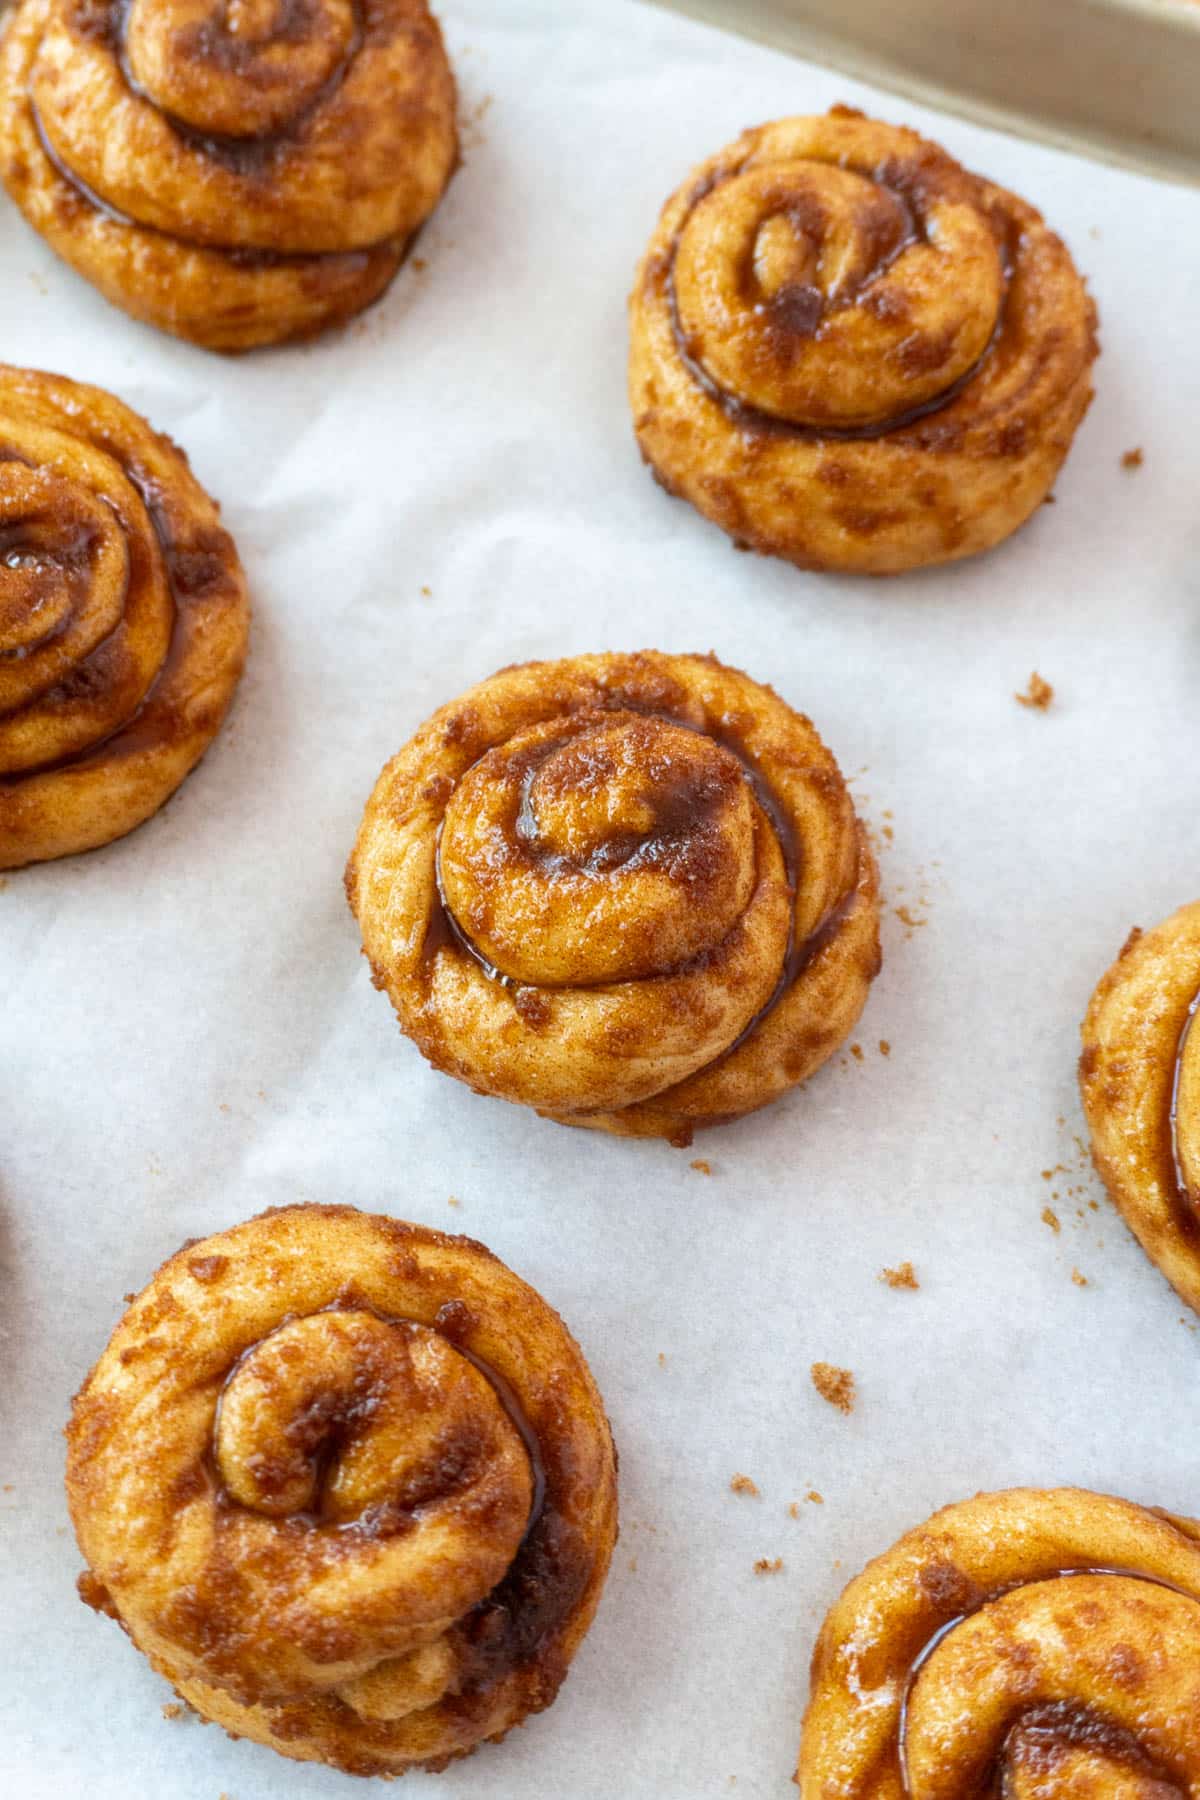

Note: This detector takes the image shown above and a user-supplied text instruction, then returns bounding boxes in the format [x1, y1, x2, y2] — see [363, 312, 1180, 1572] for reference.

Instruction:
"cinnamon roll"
[0, 364, 248, 870]
[0, 0, 458, 350]
[1081, 902, 1200, 1316]
[67, 1203, 618, 1777]
[345, 651, 880, 1143]
[630, 107, 1099, 575]
[800, 1487, 1200, 1794]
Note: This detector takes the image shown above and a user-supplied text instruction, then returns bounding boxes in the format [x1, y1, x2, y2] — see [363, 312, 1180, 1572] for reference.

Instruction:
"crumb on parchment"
[878, 1040, 891, 1057]
[690, 1159, 712, 1175]
[1042, 1207, 1061, 1233]
[754, 1557, 783, 1575]
[161, 1703, 182, 1720]
[1016, 672, 1054, 710]
[1121, 447, 1143, 469]
[730, 1474, 759, 1497]
[879, 1262, 918, 1290]
[811, 1363, 856, 1414]
[1072, 1268, 1089, 1287]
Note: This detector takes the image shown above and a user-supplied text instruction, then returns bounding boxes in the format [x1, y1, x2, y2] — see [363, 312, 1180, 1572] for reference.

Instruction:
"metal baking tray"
[648, 0, 1200, 183]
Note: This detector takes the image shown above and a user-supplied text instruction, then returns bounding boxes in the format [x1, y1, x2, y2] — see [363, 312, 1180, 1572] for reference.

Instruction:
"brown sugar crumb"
[807, 1489, 824, 1504]
[420, 584, 432, 597]
[1015, 672, 1054, 710]
[161, 1702, 183, 1721]
[788, 1501, 800, 1518]
[895, 905, 926, 930]
[1042, 1207, 1061, 1233]
[412, 257, 428, 272]
[880, 1261, 919, 1290]
[730, 1474, 759, 1497]
[1121, 447, 1143, 470]
[690, 1159, 712, 1175]
[1072, 1268, 1089, 1287]
[878, 1040, 891, 1057]
[447, 1195, 460, 1208]
[850, 1043, 864, 1061]
[657, 1351, 667, 1367]
[811, 1363, 856, 1414]
[753, 1557, 784, 1575]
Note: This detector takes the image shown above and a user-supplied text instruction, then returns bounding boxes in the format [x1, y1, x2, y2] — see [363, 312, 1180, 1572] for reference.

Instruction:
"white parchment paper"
[3, 3, 1200, 1795]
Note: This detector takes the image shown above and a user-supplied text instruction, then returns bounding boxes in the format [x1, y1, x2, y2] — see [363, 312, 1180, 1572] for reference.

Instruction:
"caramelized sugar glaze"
[630, 108, 1098, 574]
[345, 651, 881, 1143]
[799, 1488, 1200, 1799]
[1081, 901, 1200, 1316]
[0, 363, 248, 868]
[66, 1204, 618, 1776]
[0, 0, 458, 348]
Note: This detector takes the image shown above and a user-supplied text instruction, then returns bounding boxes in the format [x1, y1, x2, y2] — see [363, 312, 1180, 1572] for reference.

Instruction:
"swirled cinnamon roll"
[0, 0, 457, 350]
[67, 1204, 618, 1777]
[0, 364, 248, 870]
[630, 108, 1098, 575]
[800, 1487, 1200, 1795]
[1081, 902, 1200, 1316]
[346, 651, 880, 1143]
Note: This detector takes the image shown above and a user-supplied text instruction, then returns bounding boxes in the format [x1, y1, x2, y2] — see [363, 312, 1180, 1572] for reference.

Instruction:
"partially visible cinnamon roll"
[1081, 902, 1200, 1316]
[67, 1204, 618, 1777]
[0, 364, 248, 870]
[630, 107, 1098, 575]
[800, 1487, 1200, 1795]
[0, 0, 458, 350]
[345, 651, 881, 1144]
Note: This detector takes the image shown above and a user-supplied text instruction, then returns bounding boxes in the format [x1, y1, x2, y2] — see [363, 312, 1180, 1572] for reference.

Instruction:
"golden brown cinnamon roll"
[630, 107, 1098, 575]
[800, 1487, 1200, 1794]
[1081, 903, 1200, 1316]
[67, 1203, 617, 1777]
[346, 651, 880, 1143]
[0, 0, 457, 350]
[0, 364, 248, 870]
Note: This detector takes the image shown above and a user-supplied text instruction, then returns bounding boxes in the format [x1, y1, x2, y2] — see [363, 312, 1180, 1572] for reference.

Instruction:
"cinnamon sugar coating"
[345, 650, 881, 1142]
[0, 0, 458, 349]
[66, 1204, 618, 1777]
[630, 108, 1098, 574]
[0, 363, 248, 869]
[800, 1487, 1200, 1794]
[1080, 900, 1200, 1316]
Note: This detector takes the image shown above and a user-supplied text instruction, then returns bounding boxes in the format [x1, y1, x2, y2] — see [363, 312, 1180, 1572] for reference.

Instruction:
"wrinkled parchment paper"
[3, 2, 1200, 1794]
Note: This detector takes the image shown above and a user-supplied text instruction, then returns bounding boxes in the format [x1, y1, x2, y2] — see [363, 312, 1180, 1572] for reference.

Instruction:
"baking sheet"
[3, 2, 1200, 1795]
[648, 0, 1200, 185]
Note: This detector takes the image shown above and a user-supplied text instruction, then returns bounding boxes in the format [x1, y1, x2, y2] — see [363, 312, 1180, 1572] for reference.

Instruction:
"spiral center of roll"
[673, 160, 1004, 429]
[215, 1311, 534, 1535]
[124, 0, 358, 139]
[438, 711, 768, 987]
[903, 1573, 1199, 1797]
[0, 469, 132, 718]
